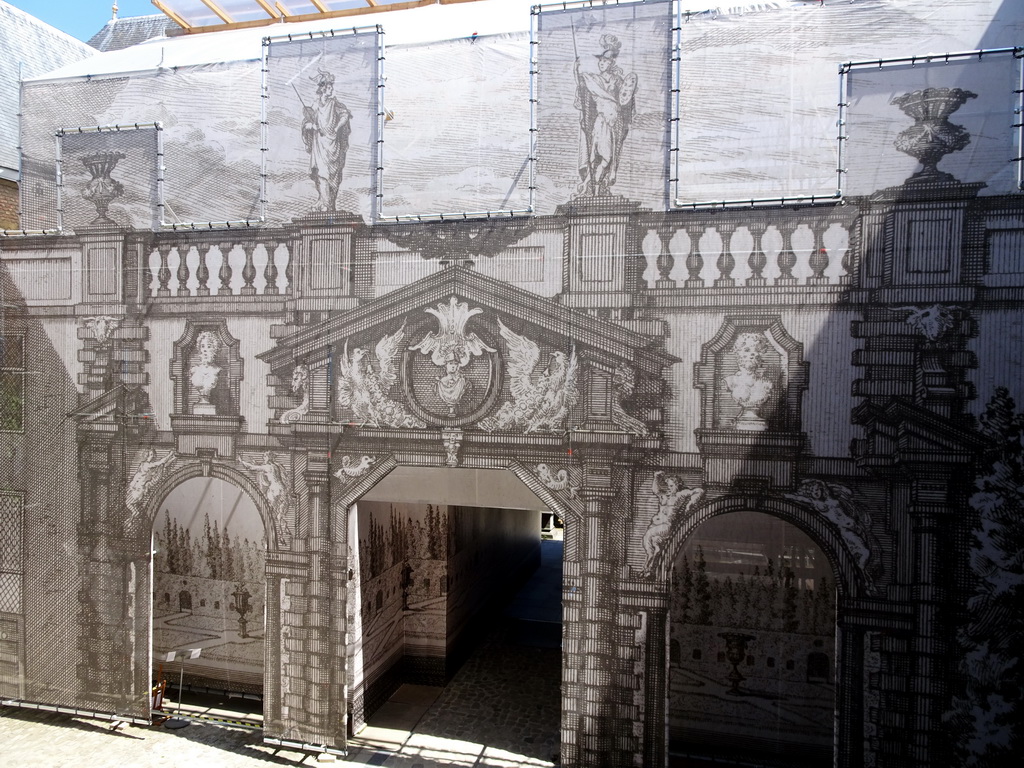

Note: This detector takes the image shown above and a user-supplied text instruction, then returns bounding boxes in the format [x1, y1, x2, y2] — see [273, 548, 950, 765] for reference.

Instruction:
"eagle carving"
[337, 325, 426, 428]
[478, 319, 578, 433]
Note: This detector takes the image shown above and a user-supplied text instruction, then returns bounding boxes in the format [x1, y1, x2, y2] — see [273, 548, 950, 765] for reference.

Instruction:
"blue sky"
[9, 1, 160, 42]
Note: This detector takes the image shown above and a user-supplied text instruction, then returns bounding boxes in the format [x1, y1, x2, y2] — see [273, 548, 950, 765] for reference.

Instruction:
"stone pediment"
[259, 266, 676, 436]
[851, 397, 989, 474]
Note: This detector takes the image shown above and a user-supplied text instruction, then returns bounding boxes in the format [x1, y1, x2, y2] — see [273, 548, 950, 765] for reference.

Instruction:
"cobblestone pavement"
[0, 627, 560, 768]
[414, 628, 561, 764]
[1, 544, 566, 768]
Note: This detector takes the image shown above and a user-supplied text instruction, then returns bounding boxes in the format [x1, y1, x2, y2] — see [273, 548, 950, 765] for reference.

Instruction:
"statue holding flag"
[300, 69, 352, 212]
[574, 33, 638, 196]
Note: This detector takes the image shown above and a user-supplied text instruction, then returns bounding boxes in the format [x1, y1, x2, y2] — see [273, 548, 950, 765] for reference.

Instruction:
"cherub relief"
[642, 472, 704, 577]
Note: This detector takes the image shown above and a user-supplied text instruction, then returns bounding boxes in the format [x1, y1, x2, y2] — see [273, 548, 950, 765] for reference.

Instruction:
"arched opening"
[668, 509, 836, 766]
[345, 466, 565, 763]
[151, 476, 267, 720]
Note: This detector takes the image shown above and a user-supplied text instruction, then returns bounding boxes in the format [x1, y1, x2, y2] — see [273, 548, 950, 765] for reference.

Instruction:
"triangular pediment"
[259, 266, 676, 436]
[852, 397, 990, 466]
[260, 266, 673, 372]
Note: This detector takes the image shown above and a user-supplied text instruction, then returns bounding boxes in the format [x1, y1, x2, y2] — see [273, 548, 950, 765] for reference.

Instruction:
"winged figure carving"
[478, 319, 578, 433]
[337, 324, 426, 428]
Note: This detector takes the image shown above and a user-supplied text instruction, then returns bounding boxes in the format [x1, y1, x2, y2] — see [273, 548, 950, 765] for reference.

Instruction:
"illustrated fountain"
[719, 632, 756, 696]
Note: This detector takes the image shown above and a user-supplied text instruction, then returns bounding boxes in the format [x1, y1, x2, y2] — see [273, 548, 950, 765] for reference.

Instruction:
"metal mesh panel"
[378, 34, 532, 219]
[0, 494, 21, 573]
[534, 0, 673, 214]
[58, 126, 161, 231]
[265, 29, 381, 221]
[843, 53, 1022, 197]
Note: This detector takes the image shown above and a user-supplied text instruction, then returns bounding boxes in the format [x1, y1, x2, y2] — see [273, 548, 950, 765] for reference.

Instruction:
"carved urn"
[81, 151, 126, 224]
[891, 87, 977, 184]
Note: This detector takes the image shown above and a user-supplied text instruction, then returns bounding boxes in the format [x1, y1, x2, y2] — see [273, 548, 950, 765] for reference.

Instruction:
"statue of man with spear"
[297, 69, 352, 212]
[572, 28, 638, 197]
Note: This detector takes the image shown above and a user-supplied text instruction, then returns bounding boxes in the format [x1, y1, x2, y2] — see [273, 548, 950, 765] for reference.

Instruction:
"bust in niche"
[724, 332, 775, 432]
[190, 331, 222, 415]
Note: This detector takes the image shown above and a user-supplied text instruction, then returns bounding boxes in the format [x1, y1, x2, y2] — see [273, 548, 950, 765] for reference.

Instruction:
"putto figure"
[641, 471, 703, 577]
[301, 69, 352, 212]
[574, 32, 637, 196]
[786, 479, 879, 589]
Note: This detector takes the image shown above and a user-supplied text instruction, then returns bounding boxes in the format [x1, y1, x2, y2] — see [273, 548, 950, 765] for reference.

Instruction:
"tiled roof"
[0, 1, 95, 177]
[87, 14, 178, 53]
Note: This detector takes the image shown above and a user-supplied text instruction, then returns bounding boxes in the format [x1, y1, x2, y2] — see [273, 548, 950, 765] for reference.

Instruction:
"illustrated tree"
[691, 546, 713, 625]
[948, 388, 1024, 766]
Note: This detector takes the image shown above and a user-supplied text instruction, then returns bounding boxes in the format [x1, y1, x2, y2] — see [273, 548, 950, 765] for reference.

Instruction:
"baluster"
[218, 241, 234, 296]
[807, 221, 830, 285]
[834, 212, 857, 286]
[196, 243, 213, 296]
[745, 223, 768, 287]
[655, 224, 677, 289]
[156, 243, 172, 297]
[683, 224, 704, 288]
[176, 244, 191, 297]
[264, 243, 280, 295]
[841, 241, 854, 286]
[775, 223, 799, 285]
[240, 243, 257, 296]
[713, 222, 737, 288]
[280, 242, 292, 293]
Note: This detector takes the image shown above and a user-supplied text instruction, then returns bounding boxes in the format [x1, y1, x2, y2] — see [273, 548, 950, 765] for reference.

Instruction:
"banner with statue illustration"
[534, 0, 673, 214]
[265, 29, 381, 222]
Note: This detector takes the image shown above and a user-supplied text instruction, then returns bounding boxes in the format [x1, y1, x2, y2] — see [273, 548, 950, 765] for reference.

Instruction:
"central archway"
[342, 464, 571, 763]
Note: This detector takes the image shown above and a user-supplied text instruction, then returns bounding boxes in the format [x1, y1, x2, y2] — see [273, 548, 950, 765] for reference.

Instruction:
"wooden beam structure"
[151, 0, 489, 34]
[254, 0, 279, 19]
[151, 0, 192, 30]
[199, 0, 234, 24]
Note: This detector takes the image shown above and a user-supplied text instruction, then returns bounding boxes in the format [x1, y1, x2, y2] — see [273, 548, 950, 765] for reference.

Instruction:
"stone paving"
[412, 628, 561, 764]
[0, 624, 560, 768]
[0, 543, 564, 768]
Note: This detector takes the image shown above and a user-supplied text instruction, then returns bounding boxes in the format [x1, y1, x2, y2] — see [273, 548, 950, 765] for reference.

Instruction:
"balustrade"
[139, 208, 855, 304]
[145, 236, 290, 299]
[642, 206, 858, 294]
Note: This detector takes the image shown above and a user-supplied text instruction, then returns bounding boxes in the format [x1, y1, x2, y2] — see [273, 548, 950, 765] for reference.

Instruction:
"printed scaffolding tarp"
[378, 33, 531, 218]
[843, 54, 1022, 197]
[58, 126, 161, 231]
[265, 29, 381, 221]
[20, 61, 261, 230]
[535, 0, 673, 214]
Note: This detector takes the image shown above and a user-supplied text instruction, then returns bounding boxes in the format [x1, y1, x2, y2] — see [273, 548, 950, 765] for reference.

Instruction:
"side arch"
[142, 459, 280, 553]
[658, 493, 867, 599]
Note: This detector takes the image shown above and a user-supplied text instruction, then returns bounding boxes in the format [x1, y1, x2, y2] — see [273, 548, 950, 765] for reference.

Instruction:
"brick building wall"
[0, 179, 18, 230]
